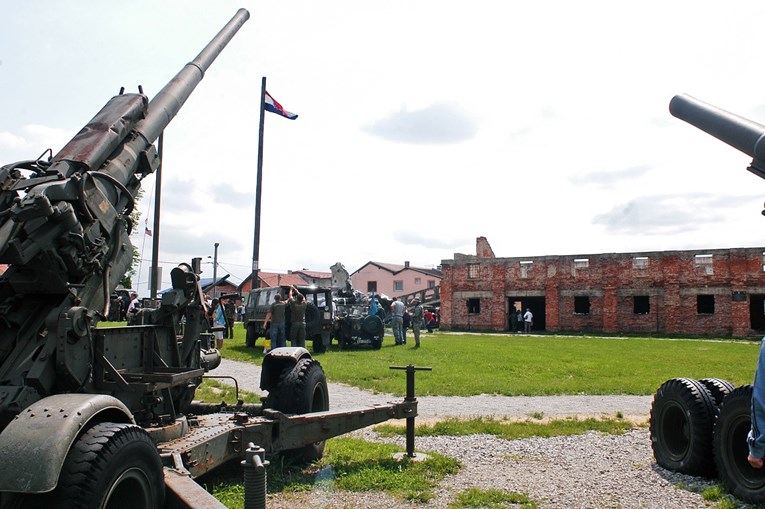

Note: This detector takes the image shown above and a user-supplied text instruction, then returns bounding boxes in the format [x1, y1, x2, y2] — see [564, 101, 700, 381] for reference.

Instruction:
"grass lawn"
[215, 323, 760, 397]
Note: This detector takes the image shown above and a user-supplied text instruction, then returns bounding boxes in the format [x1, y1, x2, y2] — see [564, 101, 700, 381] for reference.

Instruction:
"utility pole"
[212, 242, 219, 299]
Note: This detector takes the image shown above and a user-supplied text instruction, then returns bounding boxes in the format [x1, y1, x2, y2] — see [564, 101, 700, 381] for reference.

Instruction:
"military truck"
[244, 284, 333, 353]
[0, 10, 421, 508]
[649, 94, 765, 503]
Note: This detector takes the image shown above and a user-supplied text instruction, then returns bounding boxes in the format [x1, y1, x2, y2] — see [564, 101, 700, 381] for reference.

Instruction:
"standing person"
[424, 309, 435, 333]
[411, 298, 423, 348]
[264, 294, 287, 349]
[516, 309, 524, 333]
[288, 286, 307, 348]
[211, 298, 226, 349]
[126, 292, 140, 325]
[224, 299, 236, 339]
[523, 308, 533, 333]
[390, 297, 405, 345]
[749, 337, 765, 468]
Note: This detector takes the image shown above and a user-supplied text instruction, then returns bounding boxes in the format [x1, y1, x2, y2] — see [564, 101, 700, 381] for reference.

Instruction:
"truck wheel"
[371, 336, 383, 350]
[245, 323, 258, 347]
[362, 315, 384, 338]
[714, 385, 765, 503]
[650, 377, 717, 476]
[304, 303, 320, 331]
[698, 378, 735, 406]
[55, 422, 164, 509]
[264, 358, 329, 462]
[312, 335, 327, 354]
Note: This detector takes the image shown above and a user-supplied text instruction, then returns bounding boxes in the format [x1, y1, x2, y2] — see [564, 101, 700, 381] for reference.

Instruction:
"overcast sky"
[3, 1, 765, 296]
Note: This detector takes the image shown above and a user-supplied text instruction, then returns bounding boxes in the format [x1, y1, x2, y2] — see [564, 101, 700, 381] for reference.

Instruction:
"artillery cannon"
[0, 10, 421, 509]
[650, 95, 765, 503]
[669, 93, 765, 180]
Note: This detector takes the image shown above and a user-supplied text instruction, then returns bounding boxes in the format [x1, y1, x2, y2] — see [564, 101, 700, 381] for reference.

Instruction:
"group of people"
[512, 308, 534, 333]
[390, 297, 427, 348]
[206, 296, 240, 348]
[264, 286, 308, 350]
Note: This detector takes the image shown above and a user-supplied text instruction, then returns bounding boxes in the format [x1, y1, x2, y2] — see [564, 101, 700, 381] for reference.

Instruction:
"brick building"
[440, 237, 765, 337]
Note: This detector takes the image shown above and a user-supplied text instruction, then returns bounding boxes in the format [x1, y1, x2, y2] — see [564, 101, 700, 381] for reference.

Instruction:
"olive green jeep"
[244, 285, 333, 353]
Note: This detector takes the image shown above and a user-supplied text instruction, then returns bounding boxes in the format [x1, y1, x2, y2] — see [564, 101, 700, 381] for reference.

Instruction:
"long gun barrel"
[669, 93, 765, 179]
[138, 8, 250, 145]
[0, 9, 249, 429]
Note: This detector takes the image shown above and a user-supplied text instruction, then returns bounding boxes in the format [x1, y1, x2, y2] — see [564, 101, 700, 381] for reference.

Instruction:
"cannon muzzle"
[669, 93, 765, 179]
[136, 8, 250, 144]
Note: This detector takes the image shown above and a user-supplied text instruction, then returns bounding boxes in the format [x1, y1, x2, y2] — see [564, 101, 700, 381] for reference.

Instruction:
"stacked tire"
[650, 377, 765, 503]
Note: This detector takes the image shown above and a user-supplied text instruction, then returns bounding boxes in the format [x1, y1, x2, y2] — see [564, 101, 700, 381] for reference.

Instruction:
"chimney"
[404, 261, 410, 268]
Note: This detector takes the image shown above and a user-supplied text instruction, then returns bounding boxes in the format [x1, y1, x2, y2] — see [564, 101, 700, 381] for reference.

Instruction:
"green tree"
[120, 189, 144, 289]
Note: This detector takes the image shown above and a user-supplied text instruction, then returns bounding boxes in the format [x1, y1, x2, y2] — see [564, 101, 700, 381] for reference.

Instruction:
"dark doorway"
[751, 294, 765, 332]
[507, 296, 546, 332]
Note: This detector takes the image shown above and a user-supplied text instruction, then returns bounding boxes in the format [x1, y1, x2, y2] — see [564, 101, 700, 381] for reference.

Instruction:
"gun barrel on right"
[669, 93, 765, 178]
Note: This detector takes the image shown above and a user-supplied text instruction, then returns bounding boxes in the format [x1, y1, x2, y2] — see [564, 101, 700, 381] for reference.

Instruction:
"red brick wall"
[441, 248, 765, 338]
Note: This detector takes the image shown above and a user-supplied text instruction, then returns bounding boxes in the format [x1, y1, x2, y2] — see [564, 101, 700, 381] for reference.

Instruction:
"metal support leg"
[390, 364, 432, 458]
[242, 443, 269, 509]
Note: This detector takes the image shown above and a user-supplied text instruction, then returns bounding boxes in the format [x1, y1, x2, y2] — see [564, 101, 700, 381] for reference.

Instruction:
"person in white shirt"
[523, 308, 533, 333]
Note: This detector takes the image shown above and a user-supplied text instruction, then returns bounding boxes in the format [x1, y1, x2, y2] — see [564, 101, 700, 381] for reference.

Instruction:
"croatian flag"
[264, 91, 298, 120]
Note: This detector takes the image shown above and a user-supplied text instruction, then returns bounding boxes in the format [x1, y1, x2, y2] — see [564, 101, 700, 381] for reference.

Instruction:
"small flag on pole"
[145, 227, 152, 237]
[264, 91, 298, 120]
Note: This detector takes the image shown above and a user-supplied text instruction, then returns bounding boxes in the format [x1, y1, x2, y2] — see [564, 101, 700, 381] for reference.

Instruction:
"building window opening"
[633, 257, 649, 269]
[520, 261, 533, 278]
[428, 280, 436, 288]
[414, 277, 422, 285]
[467, 298, 481, 314]
[762, 252, 765, 271]
[697, 294, 715, 314]
[394, 280, 403, 292]
[574, 296, 591, 314]
[367, 281, 377, 293]
[695, 254, 713, 275]
[574, 258, 590, 269]
[634, 295, 650, 314]
[468, 264, 480, 279]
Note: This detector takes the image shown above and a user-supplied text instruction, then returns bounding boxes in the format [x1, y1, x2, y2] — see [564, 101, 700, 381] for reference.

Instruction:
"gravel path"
[213, 358, 717, 508]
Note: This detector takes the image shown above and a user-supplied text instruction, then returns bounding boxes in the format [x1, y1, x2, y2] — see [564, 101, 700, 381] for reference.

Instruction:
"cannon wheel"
[714, 385, 765, 503]
[14, 422, 166, 509]
[698, 378, 735, 407]
[650, 377, 717, 476]
[265, 358, 329, 462]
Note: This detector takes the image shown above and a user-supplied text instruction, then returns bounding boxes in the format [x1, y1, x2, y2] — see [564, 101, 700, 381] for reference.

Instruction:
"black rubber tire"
[312, 335, 327, 354]
[713, 385, 765, 503]
[361, 315, 384, 338]
[650, 377, 717, 476]
[304, 303, 320, 332]
[245, 323, 258, 347]
[264, 358, 329, 462]
[48, 422, 165, 509]
[698, 378, 736, 407]
[371, 336, 383, 350]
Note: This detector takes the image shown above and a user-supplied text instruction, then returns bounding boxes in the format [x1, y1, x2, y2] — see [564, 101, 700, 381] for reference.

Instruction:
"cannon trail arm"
[669, 93, 765, 179]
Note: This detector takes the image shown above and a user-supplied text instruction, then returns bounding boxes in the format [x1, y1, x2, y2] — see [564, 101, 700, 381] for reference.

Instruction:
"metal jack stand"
[243, 443, 269, 509]
[390, 364, 432, 458]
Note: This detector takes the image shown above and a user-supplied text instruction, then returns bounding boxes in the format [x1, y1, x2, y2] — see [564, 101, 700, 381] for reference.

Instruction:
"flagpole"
[251, 76, 267, 292]
[150, 132, 163, 300]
